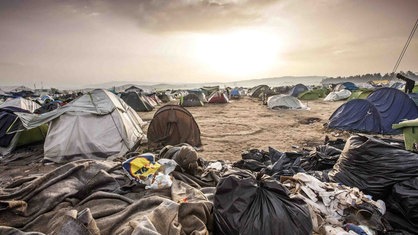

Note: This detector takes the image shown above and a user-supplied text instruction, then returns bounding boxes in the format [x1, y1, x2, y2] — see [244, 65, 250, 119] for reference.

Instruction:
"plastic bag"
[384, 177, 418, 233]
[300, 145, 341, 171]
[122, 153, 161, 185]
[329, 135, 418, 199]
[145, 173, 173, 190]
[214, 169, 312, 235]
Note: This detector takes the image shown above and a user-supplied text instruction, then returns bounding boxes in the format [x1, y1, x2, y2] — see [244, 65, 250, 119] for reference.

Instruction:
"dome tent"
[289, 84, 308, 97]
[120, 92, 154, 112]
[207, 91, 229, 103]
[328, 88, 418, 134]
[180, 93, 204, 107]
[147, 105, 202, 149]
[15, 89, 146, 162]
[267, 95, 307, 110]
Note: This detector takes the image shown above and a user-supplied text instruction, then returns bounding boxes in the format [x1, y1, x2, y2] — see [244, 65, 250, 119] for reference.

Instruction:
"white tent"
[16, 89, 146, 162]
[267, 95, 307, 109]
[0, 97, 40, 113]
[324, 89, 352, 101]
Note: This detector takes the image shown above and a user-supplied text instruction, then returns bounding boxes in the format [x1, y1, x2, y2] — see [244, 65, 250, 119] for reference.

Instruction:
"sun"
[193, 29, 282, 77]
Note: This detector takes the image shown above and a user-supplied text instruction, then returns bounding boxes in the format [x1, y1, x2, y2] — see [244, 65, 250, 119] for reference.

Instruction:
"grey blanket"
[0, 159, 213, 235]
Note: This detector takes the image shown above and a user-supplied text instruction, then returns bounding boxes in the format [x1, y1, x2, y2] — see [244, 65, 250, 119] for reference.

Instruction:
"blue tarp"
[329, 88, 418, 134]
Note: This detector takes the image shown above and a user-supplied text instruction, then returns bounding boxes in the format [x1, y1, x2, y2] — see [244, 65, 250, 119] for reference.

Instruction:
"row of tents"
[179, 90, 230, 107]
[0, 89, 203, 160]
[247, 83, 418, 135]
[249, 80, 418, 103]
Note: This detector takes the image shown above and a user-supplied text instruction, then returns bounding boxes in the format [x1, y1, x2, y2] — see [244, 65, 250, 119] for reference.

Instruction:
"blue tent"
[328, 99, 382, 133]
[230, 88, 241, 98]
[289, 84, 308, 97]
[329, 88, 418, 134]
[341, 82, 358, 91]
[408, 93, 418, 106]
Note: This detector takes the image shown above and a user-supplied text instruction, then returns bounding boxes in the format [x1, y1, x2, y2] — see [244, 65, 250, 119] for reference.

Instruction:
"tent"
[334, 82, 358, 91]
[348, 89, 373, 100]
[324, 89, 352, 101]
[289, 84, 308, 97]
[328, 88, 418, 134]
[179, 93, 204, 107]
[328, 99, 382, 133]
[207, 91, 229, 103]
[408, 93, 418, 106]
[147, 105, 202, 149]
[157, 92, 175, 103]
[391, 82, 405, 90]
[124, 85, 144, 93]
[120, 92, 154, 112]
[0, 97, 40, 113]
[0, 102, 47, 156]
[248, 85, 270, 98]
[298, 88, 328, 100]
[147, 93, 163, 105]
[267, 95, 307, 110]
[201, 86, 219, 97]
[230, 88, 242, 99]
[15, 89, 146, 162]
[187, 89, 208, 103]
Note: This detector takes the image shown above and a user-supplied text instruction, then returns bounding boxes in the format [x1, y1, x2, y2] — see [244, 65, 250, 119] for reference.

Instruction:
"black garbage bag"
[241, 148, 270, 163]
[214, 169, 312, 235]
[324, 137, 346, 150]
[265, 148, 305, 177]
[329, 135, 418, 200]
[384, 177, 418, 234]
[301, 145, 341, 171]
[232, 159, 266, 172]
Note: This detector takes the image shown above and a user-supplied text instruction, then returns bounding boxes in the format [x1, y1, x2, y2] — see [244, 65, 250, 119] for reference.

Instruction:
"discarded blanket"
[0, 159, 214, 234]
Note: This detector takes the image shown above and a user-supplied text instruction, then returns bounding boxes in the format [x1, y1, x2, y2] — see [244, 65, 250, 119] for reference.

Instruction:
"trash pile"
[1, 135, 418, 234]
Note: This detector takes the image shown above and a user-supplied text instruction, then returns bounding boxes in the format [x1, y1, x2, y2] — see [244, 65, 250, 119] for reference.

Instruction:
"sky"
[0, 0, 417, 89]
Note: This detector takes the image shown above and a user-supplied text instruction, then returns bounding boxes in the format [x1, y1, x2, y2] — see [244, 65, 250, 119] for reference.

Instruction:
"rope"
[392, 18, 418, 76]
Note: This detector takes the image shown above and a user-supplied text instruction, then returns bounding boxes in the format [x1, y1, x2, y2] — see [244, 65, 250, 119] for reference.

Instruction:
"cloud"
[86, 0, 280, 32]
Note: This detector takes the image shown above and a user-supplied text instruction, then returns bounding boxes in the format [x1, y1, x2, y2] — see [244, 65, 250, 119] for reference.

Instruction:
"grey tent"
[248, 85, 270, 98]
[267, 95, 307, 109]
[121, 92, 154, 112]
[289, 84, 308, 97]
[15, 89, 146, 162]
[180, 93, 204, 107]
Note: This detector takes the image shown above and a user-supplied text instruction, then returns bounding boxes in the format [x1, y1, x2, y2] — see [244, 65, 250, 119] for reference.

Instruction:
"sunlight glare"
[194, 30, 282, 77]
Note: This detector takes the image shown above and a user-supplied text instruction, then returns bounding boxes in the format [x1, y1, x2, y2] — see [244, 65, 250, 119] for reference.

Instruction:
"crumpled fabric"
[281, 173, 386, 234]
[0, 159, 214, 235]
[159, 143, 224, 188]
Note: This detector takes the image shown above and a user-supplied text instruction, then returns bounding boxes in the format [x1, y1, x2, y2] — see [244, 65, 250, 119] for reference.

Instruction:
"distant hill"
[85, 76, 326, 91]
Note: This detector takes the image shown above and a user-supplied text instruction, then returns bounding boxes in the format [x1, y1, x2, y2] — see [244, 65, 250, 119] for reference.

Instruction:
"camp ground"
[3, 75, 418, 234]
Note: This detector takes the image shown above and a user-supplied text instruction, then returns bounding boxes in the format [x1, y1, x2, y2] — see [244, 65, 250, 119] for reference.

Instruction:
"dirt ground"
[0, 96, 405, 187]
[139, 96, 348, 162]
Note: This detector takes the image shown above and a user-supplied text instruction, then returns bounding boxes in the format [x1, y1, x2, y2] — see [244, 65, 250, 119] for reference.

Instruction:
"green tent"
[298, 88, 329, 100]
[348, 89, 373, 100]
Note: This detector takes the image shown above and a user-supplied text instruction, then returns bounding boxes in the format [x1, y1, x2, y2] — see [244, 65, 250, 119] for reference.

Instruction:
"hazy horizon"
[1, 0, 417, 89]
